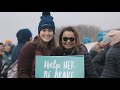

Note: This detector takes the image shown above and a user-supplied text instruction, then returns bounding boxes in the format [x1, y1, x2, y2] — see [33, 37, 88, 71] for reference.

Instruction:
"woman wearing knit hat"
[91, 31, 117, 77]
[89, 41, 104, 60]
[89, 33, 105, 60]
[18, 12, 56, 78]
[92, 35, 111, 77]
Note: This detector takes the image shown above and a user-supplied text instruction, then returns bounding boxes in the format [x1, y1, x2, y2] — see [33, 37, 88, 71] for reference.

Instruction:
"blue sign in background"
[35, 56, 84, 78]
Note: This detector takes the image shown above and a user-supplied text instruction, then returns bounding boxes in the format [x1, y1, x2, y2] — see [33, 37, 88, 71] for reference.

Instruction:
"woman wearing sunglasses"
[55, 26, 98, 78]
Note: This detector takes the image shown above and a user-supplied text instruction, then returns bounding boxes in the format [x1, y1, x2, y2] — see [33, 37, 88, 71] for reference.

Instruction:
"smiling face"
[39, 28, 54, 43]
[62, 31, 76, 49]
[5, 45, 11, 52]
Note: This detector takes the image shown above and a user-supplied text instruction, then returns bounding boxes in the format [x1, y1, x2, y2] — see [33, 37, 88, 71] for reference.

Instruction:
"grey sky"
[0, 12, 120, 44]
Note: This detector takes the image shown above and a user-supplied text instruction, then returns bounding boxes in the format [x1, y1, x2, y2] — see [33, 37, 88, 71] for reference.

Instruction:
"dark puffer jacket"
[55, 44, 98, 78]
[89, 50, 98, 60]
[100, 43, 120, 78]
[92, 45, 110, 77]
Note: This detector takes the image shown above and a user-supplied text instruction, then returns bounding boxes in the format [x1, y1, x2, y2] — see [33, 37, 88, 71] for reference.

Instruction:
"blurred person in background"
[89, 36, 104, 60]
[1, 41, 14, 78]
[11, 28, 32, 65]
[0, 42, 4, 78]
[100, 30, 120, 78]
[92, 33, 112, 77]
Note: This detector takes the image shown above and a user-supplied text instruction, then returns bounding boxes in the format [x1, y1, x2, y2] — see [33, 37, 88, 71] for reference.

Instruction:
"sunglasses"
[63, 37, 75, 42]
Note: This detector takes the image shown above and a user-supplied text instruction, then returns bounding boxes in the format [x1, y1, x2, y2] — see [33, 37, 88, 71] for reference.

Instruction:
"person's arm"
[92, 48, 108, 76]
[89, 50, 98, 60]
[18, 43, 35, 78]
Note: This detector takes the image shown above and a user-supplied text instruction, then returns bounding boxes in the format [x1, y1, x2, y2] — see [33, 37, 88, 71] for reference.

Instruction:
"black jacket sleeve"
[89, 50, 98, 60]
[92, 47, 109, 76]
[84, 53, 98, 78]
[100, 54, 119, 78]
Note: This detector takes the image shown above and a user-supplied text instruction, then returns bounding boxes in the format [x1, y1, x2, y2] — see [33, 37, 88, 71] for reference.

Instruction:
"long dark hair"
[59, 27, 80, 48]
[58, 26, 87, 54]
[33, 35, 56, 55]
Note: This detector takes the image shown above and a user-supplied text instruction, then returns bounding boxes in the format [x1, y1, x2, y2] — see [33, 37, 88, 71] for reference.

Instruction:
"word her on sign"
[63, 60, 74, 69]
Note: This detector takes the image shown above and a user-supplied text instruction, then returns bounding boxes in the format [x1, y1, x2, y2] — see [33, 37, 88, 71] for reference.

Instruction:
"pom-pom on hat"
[38, 12, 55, 34]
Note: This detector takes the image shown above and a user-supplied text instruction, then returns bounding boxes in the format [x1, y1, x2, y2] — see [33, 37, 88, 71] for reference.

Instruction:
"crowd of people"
[0, 12, 120, 78]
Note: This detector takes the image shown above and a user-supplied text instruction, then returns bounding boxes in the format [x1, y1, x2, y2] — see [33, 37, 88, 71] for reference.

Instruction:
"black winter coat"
[55, 45, 98, 78]
[100, 43, 120, 78]
[89, 50, 98, 60]
[92, 45, 110, 77]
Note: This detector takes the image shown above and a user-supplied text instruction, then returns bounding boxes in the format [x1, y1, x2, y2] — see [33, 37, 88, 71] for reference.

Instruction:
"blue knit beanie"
[16, 29, 32, 43]
[98, 31, 104, 36]
[83, 37, 91, 44]
[98, 36, 103, 42]
[38, 12, 55, 34]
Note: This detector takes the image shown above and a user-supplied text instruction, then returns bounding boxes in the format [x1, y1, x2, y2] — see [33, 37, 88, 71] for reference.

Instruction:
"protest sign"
[35, 56, 84, 78]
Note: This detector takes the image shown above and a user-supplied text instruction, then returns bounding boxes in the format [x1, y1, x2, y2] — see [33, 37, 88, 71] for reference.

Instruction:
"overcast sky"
[0, 12, 120, 44]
